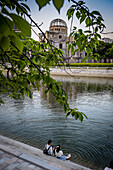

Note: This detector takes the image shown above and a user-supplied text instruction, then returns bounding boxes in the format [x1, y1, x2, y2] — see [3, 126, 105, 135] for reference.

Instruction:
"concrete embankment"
[0, 135, 91, 170]
[50, 68, 113, 78]
[2, 67, 113, 78]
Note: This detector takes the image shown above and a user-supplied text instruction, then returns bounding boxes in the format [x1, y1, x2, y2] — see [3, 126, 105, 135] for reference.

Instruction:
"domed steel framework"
[50, 18, 67, 27]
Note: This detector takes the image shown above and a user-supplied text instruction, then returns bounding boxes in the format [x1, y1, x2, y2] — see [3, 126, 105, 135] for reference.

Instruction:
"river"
[0, 76, 113, 169]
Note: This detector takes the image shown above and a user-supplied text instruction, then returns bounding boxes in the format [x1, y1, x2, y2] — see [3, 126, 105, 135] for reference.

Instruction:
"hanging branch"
[12, 0, 75, 75]
[10, 42, 44, 75]
[1, 0, 105, 121]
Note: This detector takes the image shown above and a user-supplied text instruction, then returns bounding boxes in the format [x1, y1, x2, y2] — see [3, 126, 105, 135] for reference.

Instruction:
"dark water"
[0, 76, 113, 169]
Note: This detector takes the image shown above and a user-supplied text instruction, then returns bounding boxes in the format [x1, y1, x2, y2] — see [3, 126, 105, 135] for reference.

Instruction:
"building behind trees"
[39, 18, 113, 63]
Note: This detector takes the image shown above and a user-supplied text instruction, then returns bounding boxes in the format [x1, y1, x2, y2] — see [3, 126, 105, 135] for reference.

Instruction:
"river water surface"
[0, 76, 113, 169]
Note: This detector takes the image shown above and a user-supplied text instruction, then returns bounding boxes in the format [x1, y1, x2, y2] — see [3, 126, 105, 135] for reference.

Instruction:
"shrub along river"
[0, 76, 113, 169]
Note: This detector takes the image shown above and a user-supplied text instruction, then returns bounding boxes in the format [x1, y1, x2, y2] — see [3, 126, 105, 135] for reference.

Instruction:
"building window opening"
[59, 43, 62, 49]
[59, 35, 62, 39]
[55, 28, 60, 31]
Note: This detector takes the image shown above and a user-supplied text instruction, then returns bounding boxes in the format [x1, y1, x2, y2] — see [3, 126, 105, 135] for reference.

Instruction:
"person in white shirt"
[55, 145, 71, 161]
[104, 160, 113, 170]
[44, 140, 54, 156]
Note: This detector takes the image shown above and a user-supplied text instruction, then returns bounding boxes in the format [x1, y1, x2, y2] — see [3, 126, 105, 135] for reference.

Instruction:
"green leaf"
[79, 113, 83, 122]
[66, 111, 71, 117]
[85, 17, 92, 26]
[95, 27, 98, 33]
[73, 26, 77, 30]
[1, 7, 9, 15]
[96, 33, 101, 39]
[91, 10, 101, 16]
[52, 0, 64, 13]
[76, 11, 80, 19]
[16, 6, 28, 15]
[82, 112, 88, 119]
[0, 14, 11, 36]
[29, 91, 33, 99]
[80, 14, 86, 24]
[82, 56, 87, 63]
[97, 16, 104, 22]
[4, 17, 13, 30]
[10, 36, 23, 52]
[78, 1, 85, 5]
[75, 49, 79, 53]
[74, 32, 79, 40]
[67, 7, 75, 19]
[71, 110, 75, 117]
[77, 42, 82, 51]
[0, 36, 10, 51]
[84, 30, 92, 33]
[0, 98, 5, 104]
[35, 0, 50, 10]
[78, 29, 83, 34]
[63, 104, 67, 113]
[86, 46, 91, 56]
[68, 44, 71, 51]
[20, 3, 31, 12]
[9, 13, 31, 37]
[75, 113, 79, 120]
[71, 45, 75, 55]
[45, 89, 49, 94]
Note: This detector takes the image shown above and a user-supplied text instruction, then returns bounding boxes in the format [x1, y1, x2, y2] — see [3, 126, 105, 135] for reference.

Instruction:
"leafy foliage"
[0, 38, 87, 121]
[0, 0, 106, 121]
[0, 0, 31, 52]
[66, 0, 105, 62]
[35, 0, 64, 12]
[95, 41, 113, 59]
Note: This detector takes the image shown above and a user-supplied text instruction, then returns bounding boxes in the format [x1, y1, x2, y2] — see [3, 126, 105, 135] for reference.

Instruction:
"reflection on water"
[0, 76, 113, 169]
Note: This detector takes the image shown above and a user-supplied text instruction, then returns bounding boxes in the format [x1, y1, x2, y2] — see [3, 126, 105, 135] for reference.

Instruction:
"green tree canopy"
[95, 41, 113, 59]
[0, 0, 105, 121]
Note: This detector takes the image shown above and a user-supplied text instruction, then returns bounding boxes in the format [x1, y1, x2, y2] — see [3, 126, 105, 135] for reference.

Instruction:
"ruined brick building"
[39, 18, 85, 63]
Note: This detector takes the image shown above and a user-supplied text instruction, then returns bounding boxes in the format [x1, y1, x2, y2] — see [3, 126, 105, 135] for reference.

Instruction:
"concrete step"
[0, 135, 91, 170]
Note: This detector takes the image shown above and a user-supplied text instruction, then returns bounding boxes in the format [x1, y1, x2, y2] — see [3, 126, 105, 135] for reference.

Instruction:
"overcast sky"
[26, 0, 113, 40]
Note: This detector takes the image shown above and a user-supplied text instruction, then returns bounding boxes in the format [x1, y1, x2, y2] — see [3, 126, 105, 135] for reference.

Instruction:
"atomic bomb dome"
[39, 18, 112, 63]
[39, 18, 85, 63]
[49, 18, 67, 35]
[50, 18, 67, 27]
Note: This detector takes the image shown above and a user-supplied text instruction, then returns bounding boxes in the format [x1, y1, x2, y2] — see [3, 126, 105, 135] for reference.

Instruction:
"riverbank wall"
[50, 68, 113, 78]
[1, 67, 113, 78]
[0, 135, 91, 170]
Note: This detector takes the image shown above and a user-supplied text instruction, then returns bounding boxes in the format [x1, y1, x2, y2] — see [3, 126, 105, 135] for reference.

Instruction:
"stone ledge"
[19, 153, 61, 170]
[0, 144, 21, 157]
[0, 135, 91, 170]
[50, 68, 113, 78]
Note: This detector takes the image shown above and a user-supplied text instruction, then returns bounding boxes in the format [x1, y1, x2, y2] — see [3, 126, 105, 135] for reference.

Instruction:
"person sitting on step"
[55, 145, 71, 161]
